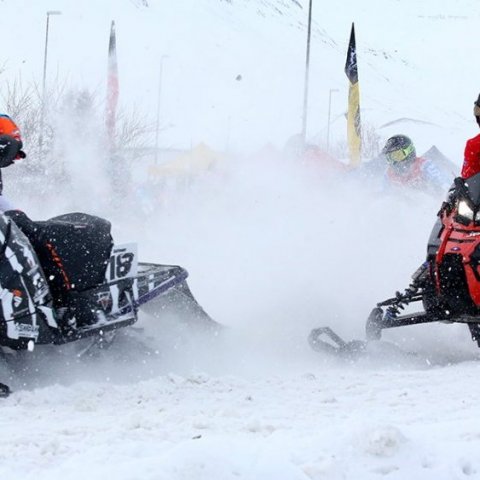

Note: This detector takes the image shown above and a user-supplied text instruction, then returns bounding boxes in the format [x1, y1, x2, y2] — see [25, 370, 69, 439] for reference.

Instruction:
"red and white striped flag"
[106, 20, 119, 150]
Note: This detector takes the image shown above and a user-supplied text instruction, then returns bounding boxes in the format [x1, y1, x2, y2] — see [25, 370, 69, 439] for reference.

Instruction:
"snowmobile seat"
[5, 210, 113, 299]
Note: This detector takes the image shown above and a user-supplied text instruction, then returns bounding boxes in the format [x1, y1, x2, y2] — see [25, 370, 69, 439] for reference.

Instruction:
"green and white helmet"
[382, 134, 416, 165]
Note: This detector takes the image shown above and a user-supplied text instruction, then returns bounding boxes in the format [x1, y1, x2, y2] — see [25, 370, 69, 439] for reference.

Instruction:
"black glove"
[0, 135, 22, 167]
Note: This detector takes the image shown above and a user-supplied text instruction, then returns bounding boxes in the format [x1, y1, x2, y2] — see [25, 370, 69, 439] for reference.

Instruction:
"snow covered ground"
[5, 361, 480, 480]
[2, 0, 480, 478]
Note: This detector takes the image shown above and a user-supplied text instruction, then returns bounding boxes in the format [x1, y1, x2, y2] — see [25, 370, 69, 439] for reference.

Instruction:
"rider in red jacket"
[382, 134, 451, 193]
[461, 94, 480, 179]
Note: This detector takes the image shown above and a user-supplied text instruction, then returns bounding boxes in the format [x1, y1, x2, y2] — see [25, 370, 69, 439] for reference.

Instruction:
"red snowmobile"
[309, 174, 480, 356]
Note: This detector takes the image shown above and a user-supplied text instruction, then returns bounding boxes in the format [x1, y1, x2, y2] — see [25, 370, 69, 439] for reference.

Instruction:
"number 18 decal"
[106, 243, 138, 281]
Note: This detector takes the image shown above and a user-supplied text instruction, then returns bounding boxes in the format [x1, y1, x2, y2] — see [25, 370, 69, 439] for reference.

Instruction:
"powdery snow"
[3, 362, 480, 479]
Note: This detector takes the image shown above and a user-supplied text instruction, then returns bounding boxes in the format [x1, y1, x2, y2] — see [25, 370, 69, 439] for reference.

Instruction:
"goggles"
[385, 143, 415, 163]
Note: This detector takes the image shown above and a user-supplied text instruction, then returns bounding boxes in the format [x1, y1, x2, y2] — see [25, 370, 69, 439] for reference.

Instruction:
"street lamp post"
[39, 10, 62, 157]
[326, 88, 339, 153]
[300, 0, 313, 145]
[154, 55, 169, 164]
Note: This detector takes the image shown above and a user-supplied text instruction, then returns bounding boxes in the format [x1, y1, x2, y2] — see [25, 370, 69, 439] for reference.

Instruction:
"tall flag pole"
[106, 20, 119, 153]
[344, 22, 361, 166]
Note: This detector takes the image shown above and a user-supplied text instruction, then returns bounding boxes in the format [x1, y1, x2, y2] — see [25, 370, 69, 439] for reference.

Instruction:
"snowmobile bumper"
[136, 263, 189, 307]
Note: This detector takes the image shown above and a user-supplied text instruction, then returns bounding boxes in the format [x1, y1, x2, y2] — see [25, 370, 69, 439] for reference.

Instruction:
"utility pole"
[300, 0, 313, 145]
[154, 55, 168, 164]
[326, 88, 339, 153]
[39, 10, 62, 159]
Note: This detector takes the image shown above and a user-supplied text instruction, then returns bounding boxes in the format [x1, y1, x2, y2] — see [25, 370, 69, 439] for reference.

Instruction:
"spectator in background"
[283, 133, 348, 175]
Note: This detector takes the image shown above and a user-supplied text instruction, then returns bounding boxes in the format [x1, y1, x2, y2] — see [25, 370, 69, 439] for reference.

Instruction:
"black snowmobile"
[309, 175, 480, 358]
[0, 210, 217, 397]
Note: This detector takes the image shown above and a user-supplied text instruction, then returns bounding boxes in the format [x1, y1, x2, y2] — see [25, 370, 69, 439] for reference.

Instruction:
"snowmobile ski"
[308, 327, 366, 359]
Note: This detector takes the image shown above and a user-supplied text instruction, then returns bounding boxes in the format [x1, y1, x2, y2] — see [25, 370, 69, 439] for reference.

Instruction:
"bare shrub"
[0, 78, 153, 201]
[330, 121, 381, 162]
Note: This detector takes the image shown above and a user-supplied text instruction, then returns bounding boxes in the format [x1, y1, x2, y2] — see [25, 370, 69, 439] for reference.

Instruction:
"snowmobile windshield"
[454, 174, 480, 226]
[464, 173, 480, 208]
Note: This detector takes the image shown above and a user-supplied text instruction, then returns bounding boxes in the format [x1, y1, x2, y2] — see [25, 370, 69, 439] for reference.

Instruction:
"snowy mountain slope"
[1, 1, 480, 479]
[0, 0, 477, 157]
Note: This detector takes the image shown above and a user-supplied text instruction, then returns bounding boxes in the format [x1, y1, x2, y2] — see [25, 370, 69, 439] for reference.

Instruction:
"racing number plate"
[105, 243, 138, 282]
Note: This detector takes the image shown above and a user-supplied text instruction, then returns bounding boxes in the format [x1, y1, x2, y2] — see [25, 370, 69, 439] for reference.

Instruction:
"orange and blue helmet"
[0, 115, 21, 141]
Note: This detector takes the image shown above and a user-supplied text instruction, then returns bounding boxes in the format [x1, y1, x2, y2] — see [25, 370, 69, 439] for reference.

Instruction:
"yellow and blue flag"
[344, 23, 361, 166]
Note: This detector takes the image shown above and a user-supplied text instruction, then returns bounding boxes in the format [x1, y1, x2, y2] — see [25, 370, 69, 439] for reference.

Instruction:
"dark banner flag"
[106, 20, 119, 151]
[344, 22, 361, 166]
